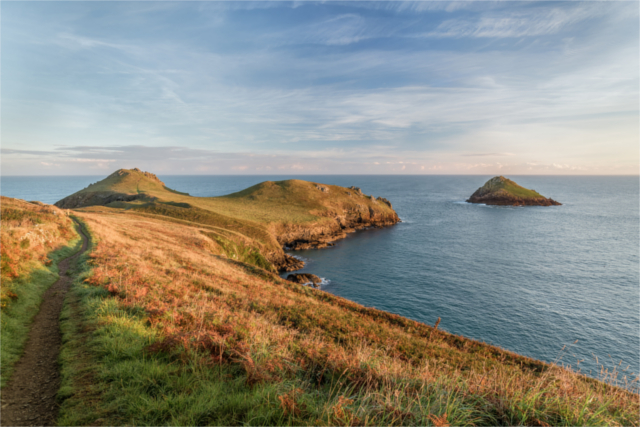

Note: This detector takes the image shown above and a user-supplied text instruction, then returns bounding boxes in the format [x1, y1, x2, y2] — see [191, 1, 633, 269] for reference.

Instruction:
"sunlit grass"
[0, 197, 80, 386]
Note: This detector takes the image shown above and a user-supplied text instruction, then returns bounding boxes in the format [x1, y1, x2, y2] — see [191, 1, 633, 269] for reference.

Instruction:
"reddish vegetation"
[1, 197, 77, 307]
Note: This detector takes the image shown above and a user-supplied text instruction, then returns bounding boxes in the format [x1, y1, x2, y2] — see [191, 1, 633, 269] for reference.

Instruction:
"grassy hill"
[55, 169, 399, 271]
[475, 176, 543, 199]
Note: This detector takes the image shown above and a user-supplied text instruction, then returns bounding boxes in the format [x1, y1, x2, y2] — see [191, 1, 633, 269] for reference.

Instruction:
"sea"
[2, 175, 639, 385]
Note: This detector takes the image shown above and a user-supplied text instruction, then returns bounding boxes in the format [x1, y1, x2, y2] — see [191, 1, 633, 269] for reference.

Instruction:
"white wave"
[303, 277, 331, 288]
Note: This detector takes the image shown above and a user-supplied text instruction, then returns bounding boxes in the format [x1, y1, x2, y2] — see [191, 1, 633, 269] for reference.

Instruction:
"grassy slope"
[71, 169, 396, 271]
[0, 197, 81, 387]
[56, 212, 639, 426]
[71, 169, 394, 226]
[479, 176, 545, 199]
[69, 169, 170, 197]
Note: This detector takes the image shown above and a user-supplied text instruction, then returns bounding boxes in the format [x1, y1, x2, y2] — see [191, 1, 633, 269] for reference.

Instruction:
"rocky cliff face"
[467, 176, 561, 206]
[271, 202, 400, 251]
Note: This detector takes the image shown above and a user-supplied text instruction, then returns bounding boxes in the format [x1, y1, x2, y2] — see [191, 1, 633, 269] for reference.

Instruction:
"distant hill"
[55, 168, 400, 272]
[467, 176, 561, 206]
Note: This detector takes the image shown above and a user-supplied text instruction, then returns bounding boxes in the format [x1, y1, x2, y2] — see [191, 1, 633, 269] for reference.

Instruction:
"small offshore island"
[467, 176, 561, 206]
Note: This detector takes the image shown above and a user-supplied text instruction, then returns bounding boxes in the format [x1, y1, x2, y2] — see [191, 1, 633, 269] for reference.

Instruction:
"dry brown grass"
[1, 197, 77, 307]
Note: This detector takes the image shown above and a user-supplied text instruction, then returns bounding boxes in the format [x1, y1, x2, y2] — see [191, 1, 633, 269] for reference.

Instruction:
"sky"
[1, 1, 638, 176]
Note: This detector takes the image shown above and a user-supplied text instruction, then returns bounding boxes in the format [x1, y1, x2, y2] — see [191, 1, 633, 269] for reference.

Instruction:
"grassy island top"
[474, 176, 544, 199]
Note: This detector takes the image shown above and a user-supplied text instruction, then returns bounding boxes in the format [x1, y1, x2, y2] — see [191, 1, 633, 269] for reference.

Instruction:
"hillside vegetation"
[55, 209, 639, 426]
[0, 197, 80, 386]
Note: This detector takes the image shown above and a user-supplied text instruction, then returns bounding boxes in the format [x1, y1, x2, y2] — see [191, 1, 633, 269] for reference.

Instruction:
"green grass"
[499, 181, 543, 199]
[59, 273, 633, 426]
[202, 232, 274, 272]
[72, 169, 394, 227]
[0, 227, 81, 387]
[57, 252, 474, 426]
[478, 176, 545, 199]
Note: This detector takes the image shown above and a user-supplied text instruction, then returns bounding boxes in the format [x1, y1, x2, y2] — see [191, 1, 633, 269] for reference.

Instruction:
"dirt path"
[1, 219, 89, 426]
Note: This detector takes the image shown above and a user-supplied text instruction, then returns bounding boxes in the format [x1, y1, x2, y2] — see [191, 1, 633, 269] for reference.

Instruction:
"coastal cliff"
[467, 176, 561, 206]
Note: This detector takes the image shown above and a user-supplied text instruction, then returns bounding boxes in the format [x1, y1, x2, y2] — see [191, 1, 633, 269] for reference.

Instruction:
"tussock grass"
[56, 212, 639, 426]
[0, 197, 80, 386]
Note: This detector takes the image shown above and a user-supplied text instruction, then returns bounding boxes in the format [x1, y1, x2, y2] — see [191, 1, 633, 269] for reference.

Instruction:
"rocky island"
[467, 176, 561, 206]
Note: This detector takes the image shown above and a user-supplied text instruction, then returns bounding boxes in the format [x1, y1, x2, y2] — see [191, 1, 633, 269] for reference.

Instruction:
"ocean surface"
[3, 175, 639, 384]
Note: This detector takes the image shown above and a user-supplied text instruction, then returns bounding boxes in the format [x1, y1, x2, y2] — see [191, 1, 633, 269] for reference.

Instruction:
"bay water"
[2, 174, 638, 384]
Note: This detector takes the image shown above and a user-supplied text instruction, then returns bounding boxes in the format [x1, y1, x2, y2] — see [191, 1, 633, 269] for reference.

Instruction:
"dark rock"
[274, 254, 305, 272]
[349, 186, 363, 196]
[287, 273, 323, 287]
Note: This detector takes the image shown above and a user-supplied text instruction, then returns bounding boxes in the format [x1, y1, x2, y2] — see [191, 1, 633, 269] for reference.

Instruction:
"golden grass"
[0, 197, 77, 307]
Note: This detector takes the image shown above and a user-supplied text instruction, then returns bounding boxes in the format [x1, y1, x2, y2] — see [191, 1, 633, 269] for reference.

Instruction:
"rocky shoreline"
[269, 188, 400, 272]
[467, 193, 561, 206]
[286, 273, 323, 287]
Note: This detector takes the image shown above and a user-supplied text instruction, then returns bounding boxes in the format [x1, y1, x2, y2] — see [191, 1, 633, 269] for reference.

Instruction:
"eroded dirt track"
[1, 219, 89, 426]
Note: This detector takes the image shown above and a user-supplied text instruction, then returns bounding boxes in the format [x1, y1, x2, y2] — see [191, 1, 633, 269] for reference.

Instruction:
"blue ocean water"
[2, 175, 639, 383]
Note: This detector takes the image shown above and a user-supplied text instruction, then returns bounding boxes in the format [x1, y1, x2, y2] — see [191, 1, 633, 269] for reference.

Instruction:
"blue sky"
[2, 1, 638, 175]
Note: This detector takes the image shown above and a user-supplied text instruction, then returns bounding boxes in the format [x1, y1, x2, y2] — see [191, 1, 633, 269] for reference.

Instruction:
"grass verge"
[0, 228, 81, 387]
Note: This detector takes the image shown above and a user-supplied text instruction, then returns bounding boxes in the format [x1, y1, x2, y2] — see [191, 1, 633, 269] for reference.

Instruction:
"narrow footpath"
[1, 219, 90, 426]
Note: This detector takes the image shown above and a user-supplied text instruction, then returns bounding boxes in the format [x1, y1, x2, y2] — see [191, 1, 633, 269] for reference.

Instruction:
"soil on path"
[1, 219, 89, 426]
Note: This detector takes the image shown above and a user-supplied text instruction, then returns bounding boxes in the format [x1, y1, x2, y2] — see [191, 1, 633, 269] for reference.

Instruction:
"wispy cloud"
[1, 1, 637, 175]
[423, 6, 598, 38]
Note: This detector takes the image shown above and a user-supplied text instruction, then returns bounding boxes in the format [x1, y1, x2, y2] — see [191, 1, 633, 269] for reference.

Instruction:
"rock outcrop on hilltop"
[467, 176, 561, 206]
